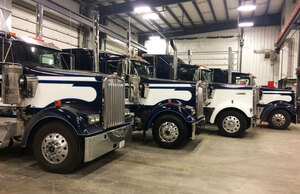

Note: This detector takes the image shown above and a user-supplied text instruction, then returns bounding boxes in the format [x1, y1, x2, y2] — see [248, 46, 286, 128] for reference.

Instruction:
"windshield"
[180, 68, 197, 81]
[201, 70, 212, 83]
[131, 60, 151, 77]
[12, 42, 63, 69]
[106, 59, 151, 77]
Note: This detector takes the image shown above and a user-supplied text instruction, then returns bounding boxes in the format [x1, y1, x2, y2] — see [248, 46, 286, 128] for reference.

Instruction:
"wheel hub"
[222, 116, 240, 133]
[272, 113, 285, 126]
[41, 133, 68, 164]
[158, 122, 179, 143]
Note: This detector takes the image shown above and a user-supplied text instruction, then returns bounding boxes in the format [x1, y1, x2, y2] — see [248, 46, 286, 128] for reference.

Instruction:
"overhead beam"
[127, 12, 153, 32]
[140, 13, 281, 38]
[100, 0, 193, 16]
[149, 20, 163, 31]
[178, 3, 195, 26]
[265, 0, 271, 15]
[251, 0, 256, 18]
[207, 0, 217, 22]
[33, 0, 147, 51]
[152, 8, 174, 29]
[223, 0, 229, 20]
[114, 15, 142, 32]
[165, 5, 184, 28]
[192, 1, 206, 24]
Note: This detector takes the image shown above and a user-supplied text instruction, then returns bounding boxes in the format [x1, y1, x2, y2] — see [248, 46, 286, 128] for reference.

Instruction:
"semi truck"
[0, 31, 132, 173]
[62, 48, 207, 148]
[145, 53, 295, 130]
[142, 54, 258, 136]
[208, 68, 296, 129]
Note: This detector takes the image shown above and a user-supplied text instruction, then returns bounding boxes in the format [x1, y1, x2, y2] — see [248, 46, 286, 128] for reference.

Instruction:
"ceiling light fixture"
[143, 13, 159, 20]
[238, 22, 254, 27]
[149, 35, 160, 40]
[237, 5, 256, 11]
[134, 6, 151, 13]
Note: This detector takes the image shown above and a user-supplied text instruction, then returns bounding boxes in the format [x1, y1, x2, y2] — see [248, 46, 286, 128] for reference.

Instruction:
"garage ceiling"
[77, 0, 285, 37]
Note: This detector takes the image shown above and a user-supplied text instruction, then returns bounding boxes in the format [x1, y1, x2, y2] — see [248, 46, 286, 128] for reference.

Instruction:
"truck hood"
[24, 66, 107, 78]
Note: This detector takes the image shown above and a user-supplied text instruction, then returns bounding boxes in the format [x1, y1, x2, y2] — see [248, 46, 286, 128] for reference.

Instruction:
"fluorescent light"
[143, 13, 159, 20]
[239, 22, 254, 27]
[237, 5, 256, 11]
[134, 6, 151, 13]
[149, 36, 160, 40]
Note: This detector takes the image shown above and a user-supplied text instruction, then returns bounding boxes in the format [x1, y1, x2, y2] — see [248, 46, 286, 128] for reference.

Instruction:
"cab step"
[0, 117, 22, 149]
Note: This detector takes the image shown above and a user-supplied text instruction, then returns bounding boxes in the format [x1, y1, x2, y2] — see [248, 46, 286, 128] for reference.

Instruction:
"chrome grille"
[103, 75, 125, 129]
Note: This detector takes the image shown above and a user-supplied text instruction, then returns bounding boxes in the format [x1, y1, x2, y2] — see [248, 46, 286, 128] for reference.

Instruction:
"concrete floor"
[0, 124, 300, 194]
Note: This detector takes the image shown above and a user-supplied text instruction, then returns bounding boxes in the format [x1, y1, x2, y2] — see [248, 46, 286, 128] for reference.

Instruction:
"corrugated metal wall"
[173, 29, 240, 70]
[11, 0, 79, 49]
[145, 27, 281, 85]
[241, 26, 281, 86]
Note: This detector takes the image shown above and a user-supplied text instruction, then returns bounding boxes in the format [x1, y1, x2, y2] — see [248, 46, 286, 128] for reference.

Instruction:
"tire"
[267, 109, 291, 129]
[152, 114, 188, 149]
[33, 121, 83, 173]
[217, 110, 247, 137]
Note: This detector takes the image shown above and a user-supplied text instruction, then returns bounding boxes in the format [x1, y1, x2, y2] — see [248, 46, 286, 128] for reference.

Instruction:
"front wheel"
[33, 121, 83, 173]
[152, 114, 188, 149]
[267, 109, 291, 129]
[217, 110, 247, 137]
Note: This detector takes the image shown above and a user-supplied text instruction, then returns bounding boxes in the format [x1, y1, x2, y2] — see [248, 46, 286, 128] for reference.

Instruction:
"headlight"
[88, 114, 100, 125]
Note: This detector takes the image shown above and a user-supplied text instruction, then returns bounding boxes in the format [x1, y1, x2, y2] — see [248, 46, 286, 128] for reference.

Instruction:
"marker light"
[238, 22, 254, 27]
[237, 5, 256, 11]
[143, 13, 159, 20]
[134, 6, 151, 13]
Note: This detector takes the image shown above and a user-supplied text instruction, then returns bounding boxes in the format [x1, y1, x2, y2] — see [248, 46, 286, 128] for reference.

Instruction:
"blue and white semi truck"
[209, 68, 296, 129]
[62, 48, 207, 148]
[142, 54, 257, 137]
[0, 31, 132, 173]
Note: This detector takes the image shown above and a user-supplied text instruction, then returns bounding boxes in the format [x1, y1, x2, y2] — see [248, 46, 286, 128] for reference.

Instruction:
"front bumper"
[84, 124, 132, 163]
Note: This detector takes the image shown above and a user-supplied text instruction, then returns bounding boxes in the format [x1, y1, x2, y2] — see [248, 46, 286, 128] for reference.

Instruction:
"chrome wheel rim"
[222, 116, 240, 133]
[272, 113, 285, 126]
[158, 122, 179, 143]
[41, 133, 68, 164]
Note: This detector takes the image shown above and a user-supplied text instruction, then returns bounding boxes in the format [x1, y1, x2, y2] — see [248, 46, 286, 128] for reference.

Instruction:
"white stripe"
[149, 83, 192, 87]
[37, 76, 97, 82]
[262, 91, 292, 94]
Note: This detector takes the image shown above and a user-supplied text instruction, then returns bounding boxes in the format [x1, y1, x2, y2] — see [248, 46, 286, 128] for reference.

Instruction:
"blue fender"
[22, 105, 101, 147]
[143, 100, 196, 131]
[260, 101, 296, 123]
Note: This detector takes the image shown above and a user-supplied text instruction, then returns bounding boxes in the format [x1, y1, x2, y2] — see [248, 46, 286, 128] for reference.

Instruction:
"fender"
[22, 104, 102, 147]
[142, 100, 196, 131]
[209, 100, 253, 124]
[260, 101, 296, 123]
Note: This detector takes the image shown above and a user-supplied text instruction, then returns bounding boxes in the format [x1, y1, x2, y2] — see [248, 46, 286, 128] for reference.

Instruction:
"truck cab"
[62, 48, 207, 149]
[0, 31, 131, 173]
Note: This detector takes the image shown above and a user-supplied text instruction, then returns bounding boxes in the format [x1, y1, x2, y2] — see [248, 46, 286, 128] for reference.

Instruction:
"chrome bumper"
[84, 125, 132, 163]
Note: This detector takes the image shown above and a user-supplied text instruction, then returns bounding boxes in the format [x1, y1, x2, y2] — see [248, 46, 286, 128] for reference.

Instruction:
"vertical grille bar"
[103, 76, 125, 129]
